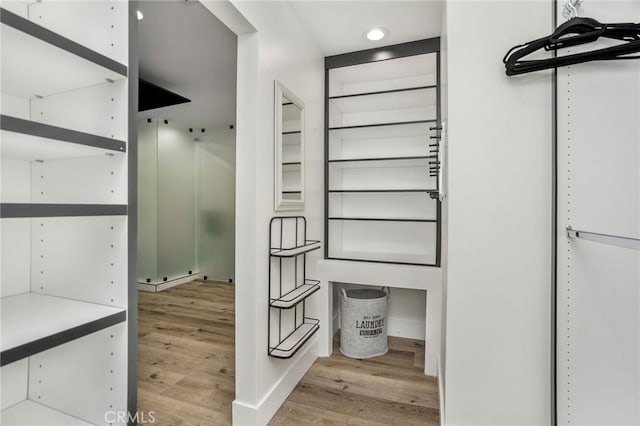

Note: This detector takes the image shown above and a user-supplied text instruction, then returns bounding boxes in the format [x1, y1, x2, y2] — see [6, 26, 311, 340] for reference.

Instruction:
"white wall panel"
[556, 2, 640, 424]
[29, 1, 129, 66]
[0, 159, 31, 203]
[0, 359, 28, 411]
[444, 2, 552, 424]
[30, 155, 126, 204]
[31, 79, 127, 141]
[30, 216, 127, 308]
[28, 323, 127, 426]
[0, 218, 30, 297]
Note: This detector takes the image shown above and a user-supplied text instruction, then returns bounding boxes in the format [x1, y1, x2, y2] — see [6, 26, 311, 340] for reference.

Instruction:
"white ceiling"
[137, 0, 237, 129]
[136, 1, 441, 128]
[288, 1, 443, 56]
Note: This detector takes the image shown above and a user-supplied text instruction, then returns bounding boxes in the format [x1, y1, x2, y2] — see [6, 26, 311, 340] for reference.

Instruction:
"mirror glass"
[275, 82, 304, 210]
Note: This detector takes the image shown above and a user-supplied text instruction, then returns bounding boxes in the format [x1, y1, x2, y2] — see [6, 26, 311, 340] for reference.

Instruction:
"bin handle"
[381, 287, 390, 304]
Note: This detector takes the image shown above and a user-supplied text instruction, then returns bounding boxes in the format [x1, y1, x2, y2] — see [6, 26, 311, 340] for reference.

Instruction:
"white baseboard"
[232, 337, 319, 425]
[438, 356, 445, 426]
[137, 273, 200, 292]
[387, 317, 426, 340]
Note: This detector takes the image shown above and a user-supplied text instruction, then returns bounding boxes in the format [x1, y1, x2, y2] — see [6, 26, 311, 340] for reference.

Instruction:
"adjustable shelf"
[0, 204, 127, 218]
[327, 250, 436, 267]
[269, 217, 320, 358]
[329, 156, 430, 163]
[1, 116, 127, 159]
[329, 119, 437, 131]
[1, 9, 126, 99]
[329, 217, 436, 222]
[325, 41, 442, 267]
[270, 240, 321, 257]
[1, 293, 126, 366]
[1, 400, 93, 426]
[269, 318, 320, 359]
[270, 279, 320, 309]
[328, 189, 437, 193]
[328, 53, 437, 97]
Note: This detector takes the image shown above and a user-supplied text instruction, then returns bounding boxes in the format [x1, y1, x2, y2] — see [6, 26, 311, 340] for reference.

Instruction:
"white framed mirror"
[274, 81, 305, 211]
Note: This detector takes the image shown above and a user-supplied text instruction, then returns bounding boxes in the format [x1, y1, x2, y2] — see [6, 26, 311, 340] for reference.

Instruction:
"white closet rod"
[566, 226, 640, 250]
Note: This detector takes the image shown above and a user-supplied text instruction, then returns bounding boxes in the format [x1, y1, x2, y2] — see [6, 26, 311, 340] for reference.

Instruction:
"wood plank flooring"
[138, 281, 235, 426]
[138, 281, 439, 425]
[270, 336, 439, 425]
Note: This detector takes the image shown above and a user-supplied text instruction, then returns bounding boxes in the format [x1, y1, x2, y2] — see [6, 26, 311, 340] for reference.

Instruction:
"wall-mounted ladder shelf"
[268, 217, 321, 358]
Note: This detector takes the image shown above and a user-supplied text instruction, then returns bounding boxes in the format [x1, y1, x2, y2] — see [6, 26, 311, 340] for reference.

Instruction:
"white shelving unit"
[325, 46, 441, 266]
[1, 3, 130, 425]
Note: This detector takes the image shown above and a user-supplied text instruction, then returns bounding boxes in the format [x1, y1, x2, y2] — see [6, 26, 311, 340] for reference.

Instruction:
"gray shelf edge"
[0, 310, 126, 366]
[1, 115, 127, 153]
[326, 256, 436, 267]
[1, 203, 128, 218]
[0, 7, 127, 77]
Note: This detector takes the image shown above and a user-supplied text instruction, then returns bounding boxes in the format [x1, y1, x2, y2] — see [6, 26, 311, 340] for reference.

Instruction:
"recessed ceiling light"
[137, 10, 144, 20]
[365, 27, 388, 41]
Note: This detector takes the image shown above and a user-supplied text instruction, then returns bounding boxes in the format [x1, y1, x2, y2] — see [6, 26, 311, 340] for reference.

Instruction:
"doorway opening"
[135, 1, 237, 423]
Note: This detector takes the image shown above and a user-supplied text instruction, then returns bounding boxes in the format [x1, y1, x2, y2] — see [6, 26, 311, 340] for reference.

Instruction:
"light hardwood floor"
[138, 281, 235, 425]
[270, 336, 440, 425]
[138, 281, 439, 425]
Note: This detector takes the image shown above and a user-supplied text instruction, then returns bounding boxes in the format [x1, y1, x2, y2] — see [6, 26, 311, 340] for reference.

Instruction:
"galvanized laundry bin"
[340, 287, 389, 358]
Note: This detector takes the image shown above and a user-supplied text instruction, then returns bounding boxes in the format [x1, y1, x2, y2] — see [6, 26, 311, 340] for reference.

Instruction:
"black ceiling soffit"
[138, 78, 191, 112]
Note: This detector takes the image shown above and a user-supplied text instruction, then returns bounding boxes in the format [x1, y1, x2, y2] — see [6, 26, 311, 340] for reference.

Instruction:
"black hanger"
[504, 17, 640, 76]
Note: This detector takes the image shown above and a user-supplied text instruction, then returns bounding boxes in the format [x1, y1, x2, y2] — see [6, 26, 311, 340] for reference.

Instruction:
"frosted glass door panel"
[196, 130, 236, 282]
[137, 119, 158, 283]
[156, 121, 196, 281]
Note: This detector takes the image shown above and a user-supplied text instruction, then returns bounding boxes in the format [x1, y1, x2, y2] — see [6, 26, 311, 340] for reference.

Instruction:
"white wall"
[201, 1, 325, 424]
[196, 127, 236, 283]
[444, 1, 552, 425]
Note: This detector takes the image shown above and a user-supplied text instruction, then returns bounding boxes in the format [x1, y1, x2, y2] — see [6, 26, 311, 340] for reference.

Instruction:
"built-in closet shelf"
[328, 189, 437, 194]
[1, 8, 127, 99]
[283, 131, 301, 135]
[329, 86, 435, 113]
[1, 293, 126, 366]
[329, 217, 437, 223]
[1, 116, 127, 159]
[270, 280, 321, 309]
[268, 318, 320, 359]
[328, 157, 429, 169]
[329, 119, 437, 131]
[282, 191, 302, 194]
[270, 240, 321, 257]
[328, 250, 436, 267]
[0, 203, 127, 218]
[282, 161, 302, 166]
[328, 85, 437, 100]
[328, 156, 431, 163]
[1, 400, 93, 426]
